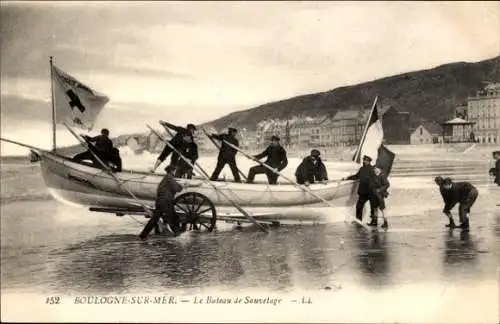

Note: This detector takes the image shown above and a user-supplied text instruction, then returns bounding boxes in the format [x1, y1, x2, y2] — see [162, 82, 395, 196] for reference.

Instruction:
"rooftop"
[420, 121, 442, 135]
[332, 109, 370, 121]
[441, 117, 475, 125]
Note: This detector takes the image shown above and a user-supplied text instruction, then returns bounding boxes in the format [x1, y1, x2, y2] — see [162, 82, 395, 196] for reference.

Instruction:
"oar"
[63, 123, 152, 219]
[147, 125, 268, 233]
[0, 137, 45, 152]
[200, 127, 248, 181]
[221, 139, 368, 229]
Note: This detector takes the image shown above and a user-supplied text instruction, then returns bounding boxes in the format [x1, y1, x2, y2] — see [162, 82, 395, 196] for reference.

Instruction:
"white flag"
[353, 97, 384, 163]
[52, 65, 109, 130]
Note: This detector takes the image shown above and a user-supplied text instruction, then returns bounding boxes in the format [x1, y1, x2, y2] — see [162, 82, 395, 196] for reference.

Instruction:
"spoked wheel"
[173, 192, 217, 233]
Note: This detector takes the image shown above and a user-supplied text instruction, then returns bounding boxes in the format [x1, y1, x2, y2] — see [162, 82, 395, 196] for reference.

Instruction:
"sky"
[1, 1, 499, 155]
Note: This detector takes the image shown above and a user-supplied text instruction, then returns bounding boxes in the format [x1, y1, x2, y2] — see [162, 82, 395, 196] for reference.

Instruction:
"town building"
[441, 117, 475, 143]
[410, 121, 443, 144]
[330, 108, 370, 147]
[380, 105, 411, 144]
[467, 82, 500, 144]
[238, 128, 258, 150]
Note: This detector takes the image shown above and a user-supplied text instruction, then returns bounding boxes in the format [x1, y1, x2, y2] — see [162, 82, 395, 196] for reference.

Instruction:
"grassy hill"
[204, 56, 500, 131]
[40, 55, 500, 155]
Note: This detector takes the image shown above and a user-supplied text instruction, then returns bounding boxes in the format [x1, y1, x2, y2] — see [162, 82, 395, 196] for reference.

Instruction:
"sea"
[1, 147, 499, 323]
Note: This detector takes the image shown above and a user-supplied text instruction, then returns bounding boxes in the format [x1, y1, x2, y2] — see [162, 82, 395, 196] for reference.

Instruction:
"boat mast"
[50, 56, 56, 151]
[353, 95, 378, 163]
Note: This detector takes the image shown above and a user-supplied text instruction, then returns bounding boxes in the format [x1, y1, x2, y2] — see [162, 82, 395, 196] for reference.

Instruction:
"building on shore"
[410, 121, 443, 144]
[380, 105, 411, 144]
[441, 117, 475, 143]
[239, 128, 257, 150]
[329, 108, 370, 147]
[467, 82, 500, 144]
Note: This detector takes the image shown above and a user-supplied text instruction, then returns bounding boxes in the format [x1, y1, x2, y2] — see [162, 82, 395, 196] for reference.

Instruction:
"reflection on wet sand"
[351, 226, 391, 288]
[51, 223, 403, 294]
[442, 230, 478, 281]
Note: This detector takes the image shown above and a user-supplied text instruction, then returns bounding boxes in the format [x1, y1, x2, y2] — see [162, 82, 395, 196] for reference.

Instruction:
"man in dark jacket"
[295, 149, 328, 185]
[342, 155, 377, 224]
[175, 139, 198, 179]
[72, 128, 114, 166]
[489, 151, 500, 186]
[150, 121, 196, 173]
[209, 127, 241, 182]
[108, 147, 122, 172]
[246, 136, 288, 185]
[139, 165, 183, 239]
[370, 167, 390, 228]
[435, 176, 479, 230]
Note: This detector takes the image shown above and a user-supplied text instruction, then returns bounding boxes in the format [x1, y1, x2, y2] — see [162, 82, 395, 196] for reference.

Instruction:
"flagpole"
[50, 56, 56, 152]
[353, 95, 378, 162]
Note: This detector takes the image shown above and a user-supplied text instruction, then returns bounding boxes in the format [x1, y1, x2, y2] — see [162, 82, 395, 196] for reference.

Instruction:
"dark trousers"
[175, 164, 194, 179]
[72, 151, 95, 163]
[210, 157, 241, 182]
[160, 144, 181, 167]
[372, 192, 386, 211]
[458, 188, 478, 224]
[72, 150, 108, 167]
[139, 198, 177, 238]
[73, 150, 121, 172]
[355, 194, 377, 221]
[247, 165, 279, 184]
[296, 174, 313, 185]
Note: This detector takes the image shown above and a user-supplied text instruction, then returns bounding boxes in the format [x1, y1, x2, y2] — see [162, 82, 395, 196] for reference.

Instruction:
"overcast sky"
[1, 1, 499, 155]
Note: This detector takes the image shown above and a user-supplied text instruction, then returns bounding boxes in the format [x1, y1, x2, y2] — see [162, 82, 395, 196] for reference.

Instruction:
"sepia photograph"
[1, 1, 499, 323]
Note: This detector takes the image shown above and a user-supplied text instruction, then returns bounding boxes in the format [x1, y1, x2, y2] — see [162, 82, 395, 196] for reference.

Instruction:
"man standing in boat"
[72, 128, 114, 167]
[295, 149, 328, 185]
[209, 127, 242, 182]
[150, 121, 197, 173]
[246, 135, 288, 185]
[434, 177, 478, 230]
[139, 164, 183, 239]
[175, 136, 199, 179]
[342, 155, 377, 225]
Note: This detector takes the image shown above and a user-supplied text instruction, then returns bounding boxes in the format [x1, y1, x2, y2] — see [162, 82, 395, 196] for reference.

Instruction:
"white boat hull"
[39, 151, 359, 220]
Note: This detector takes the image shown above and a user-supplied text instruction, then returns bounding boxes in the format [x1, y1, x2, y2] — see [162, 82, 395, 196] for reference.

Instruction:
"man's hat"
[186, 123, 197, 130]
[271, 135, 280, 141]
[228, 127, 237, 133]
[443, 177, 453, 185]
[362, 155, 372, 162]
[434, 176, 444, 185]
[311, 149, 320, 156]
[164, 165, 176, 173]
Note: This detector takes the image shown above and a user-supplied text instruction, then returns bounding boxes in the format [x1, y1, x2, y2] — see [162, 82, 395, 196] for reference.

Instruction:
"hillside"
[204, 56, 500, 131]
[50, 56, 499, 154]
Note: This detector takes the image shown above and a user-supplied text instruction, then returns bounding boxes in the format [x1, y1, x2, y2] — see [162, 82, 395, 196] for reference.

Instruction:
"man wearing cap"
[246, 135, 288, 185]
[295, 149, 328, 185]
[342, 155, 377, 225]
[435, 177, 478, 230]
[150, 121, 197, 173]
[209, 127, 242, 182]
[489, 151, 500, 186]
[73, 128, 114, 165]
[175, 136, 199, 179]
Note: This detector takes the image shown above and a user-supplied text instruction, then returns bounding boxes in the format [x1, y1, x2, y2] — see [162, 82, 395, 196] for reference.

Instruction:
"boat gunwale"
[40, 150, 353, 194]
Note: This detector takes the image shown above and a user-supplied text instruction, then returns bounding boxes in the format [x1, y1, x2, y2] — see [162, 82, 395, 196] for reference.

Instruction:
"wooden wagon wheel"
[173, 192, 217, 233]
